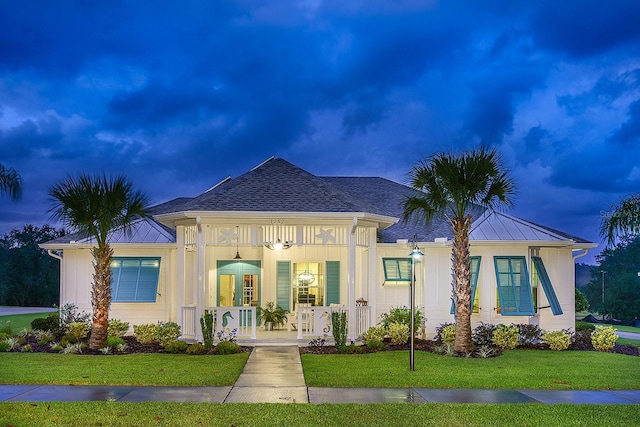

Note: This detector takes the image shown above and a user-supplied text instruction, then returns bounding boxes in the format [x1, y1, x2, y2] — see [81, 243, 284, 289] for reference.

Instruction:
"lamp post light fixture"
[409, 240, 424, 371]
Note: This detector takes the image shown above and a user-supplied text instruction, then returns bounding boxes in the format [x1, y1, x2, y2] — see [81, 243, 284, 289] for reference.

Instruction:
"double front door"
[217, 261, 261, 307]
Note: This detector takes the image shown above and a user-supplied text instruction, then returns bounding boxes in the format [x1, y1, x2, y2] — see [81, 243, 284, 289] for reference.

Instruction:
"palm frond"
[600, 193, 640, 246]
[0, 164, 23, 201]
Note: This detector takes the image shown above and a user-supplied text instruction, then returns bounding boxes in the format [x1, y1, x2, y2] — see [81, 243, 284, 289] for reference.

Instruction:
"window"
[291, 262, 324, 311]
[531, 256, 563, 315]
[451, 257, 481, 314]
[382, 258, 412, 284]
[110, 257, 161, 302]
[494, 256, 534, 315]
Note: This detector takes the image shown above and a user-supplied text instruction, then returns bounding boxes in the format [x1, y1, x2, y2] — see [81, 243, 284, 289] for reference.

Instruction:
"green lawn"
[302, 349, 640, 389]
[1, 402, 639, 427]
[0, 353, 249, 386]
[0, 311, 54, 332]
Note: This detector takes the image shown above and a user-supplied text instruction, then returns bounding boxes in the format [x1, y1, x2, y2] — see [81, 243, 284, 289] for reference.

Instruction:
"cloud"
[531, 0, 640, 58]
[611, 99, 640, 147]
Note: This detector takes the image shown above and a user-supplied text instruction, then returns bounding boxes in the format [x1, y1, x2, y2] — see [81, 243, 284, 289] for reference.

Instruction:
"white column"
[176, 225, 186, 327]
[347, 218, 357, 341]
[367, 227, 377, 327]
[195, 218, 205, 341]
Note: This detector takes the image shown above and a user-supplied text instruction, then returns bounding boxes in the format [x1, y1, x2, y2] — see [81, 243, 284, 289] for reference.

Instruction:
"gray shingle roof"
[165, 158, 390, 216]
[44, 157, 593, 246]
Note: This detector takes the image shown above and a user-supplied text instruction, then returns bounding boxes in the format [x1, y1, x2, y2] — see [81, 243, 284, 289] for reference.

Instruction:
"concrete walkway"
[1, 346, 640, 404]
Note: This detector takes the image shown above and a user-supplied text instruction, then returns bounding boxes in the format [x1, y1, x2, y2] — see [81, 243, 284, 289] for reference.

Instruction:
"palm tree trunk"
[452, 215, 473, 353]
[89, 244, 113, 350]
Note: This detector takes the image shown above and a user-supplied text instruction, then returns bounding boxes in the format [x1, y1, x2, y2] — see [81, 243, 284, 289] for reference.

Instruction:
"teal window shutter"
[531, 256, 563, 315]
[111, 257, 160, 303]
[326, 261, 340, 305]
[451, 256, 481, 314]
[383, 258, 412, 282]
[494, 256, 534, 315]
[276, 261, 291, 311]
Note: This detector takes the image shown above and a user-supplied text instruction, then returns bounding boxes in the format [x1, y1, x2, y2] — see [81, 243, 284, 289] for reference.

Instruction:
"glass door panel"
[219, 274, 236, 307]
[242, 274, 259, 306]
[217, 261, 261, 308]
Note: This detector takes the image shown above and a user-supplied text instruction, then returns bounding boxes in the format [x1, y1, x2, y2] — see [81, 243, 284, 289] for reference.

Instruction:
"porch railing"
[181, 306, 257, 340]
[296, 306, 371, 340]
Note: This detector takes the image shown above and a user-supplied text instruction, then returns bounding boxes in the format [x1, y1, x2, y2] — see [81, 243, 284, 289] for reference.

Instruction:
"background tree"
[600, 192, 640, 246]
[0, 225, 64, 306]
[583, 236, 640, 320]
[0, 163, 22, 200]
[49, 174, 150, 349]
[403, 146, 516, 352]
[575, 288, 589, 313]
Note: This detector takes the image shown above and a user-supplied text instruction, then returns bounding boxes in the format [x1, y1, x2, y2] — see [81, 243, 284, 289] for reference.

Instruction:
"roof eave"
[154, 210, 399, 228]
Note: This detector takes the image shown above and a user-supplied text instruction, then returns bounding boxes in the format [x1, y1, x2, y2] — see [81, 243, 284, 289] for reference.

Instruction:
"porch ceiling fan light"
[264, 238, 292, 251]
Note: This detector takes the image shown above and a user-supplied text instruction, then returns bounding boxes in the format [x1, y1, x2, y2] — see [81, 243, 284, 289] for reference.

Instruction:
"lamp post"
[601, 270, 606, 321]
[409, 240, 424, 371]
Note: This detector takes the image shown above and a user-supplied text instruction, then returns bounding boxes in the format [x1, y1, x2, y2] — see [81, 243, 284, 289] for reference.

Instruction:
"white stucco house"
[41, 157, 596, 341]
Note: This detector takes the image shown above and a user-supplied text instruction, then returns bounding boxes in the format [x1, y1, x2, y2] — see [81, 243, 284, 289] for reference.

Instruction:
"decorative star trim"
[218, 227, 238, 244]
[315, 227, 335, 244]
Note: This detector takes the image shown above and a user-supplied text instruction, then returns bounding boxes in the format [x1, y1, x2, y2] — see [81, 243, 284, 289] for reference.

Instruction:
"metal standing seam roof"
[41, 218, 176, 246]
[469, 210, 591, 243]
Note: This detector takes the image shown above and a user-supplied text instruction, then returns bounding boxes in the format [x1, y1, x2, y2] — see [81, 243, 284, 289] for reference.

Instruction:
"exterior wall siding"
[54, 227, 579, 339]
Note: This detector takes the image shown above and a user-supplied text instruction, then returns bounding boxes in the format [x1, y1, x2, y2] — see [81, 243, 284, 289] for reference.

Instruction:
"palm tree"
[403, 146, 516, 352]
[49, 173, 150, 349]
[600, 193, 640, 246]
[0, 163, 22, 200]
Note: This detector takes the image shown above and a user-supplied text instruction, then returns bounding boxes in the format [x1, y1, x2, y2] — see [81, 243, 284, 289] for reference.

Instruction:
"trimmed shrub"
[200, 310, 214, 351]
[59, 303, 91, 328]
[388, 322, 409, 345]
[434, 322, 455, 343]
[517, 324, 543, 346]
[187, 342, 206, 355]
[107, 336, 125, 347]
[472, 322, 497, 346]
[133, 323, 159, 345]
[380, 306, 424, 333]
[66, 322, 90, 340]
[165, 340, 188, 353]
[31, 314, 61, 336]
[1, 320, 12, 336]
[492, 324, 519, 350]
[439, 324, 456, 345]
[0, 341, 11, 352]
[575, 321, 596, 332]
[107, 319, 130, 337]
[570, 330, 593, 350]
[361, 326, 386, 344]
[591, 326, 618, 352]
[366, 339, 385, 351]
[331, 311, 348, 348]
[21, 344, 33, 352]
[157, 321, 181, 348]
[216, 341, 241, 355]
[542, 330, 571, 351]
[339, 344, 362, 354]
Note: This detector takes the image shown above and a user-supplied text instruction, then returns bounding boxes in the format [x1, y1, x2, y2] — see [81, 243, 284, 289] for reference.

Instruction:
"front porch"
[180, 305, 371, 343]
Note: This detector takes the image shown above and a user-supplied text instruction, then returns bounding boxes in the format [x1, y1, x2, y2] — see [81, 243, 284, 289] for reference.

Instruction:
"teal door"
[217, 261, 261, 307]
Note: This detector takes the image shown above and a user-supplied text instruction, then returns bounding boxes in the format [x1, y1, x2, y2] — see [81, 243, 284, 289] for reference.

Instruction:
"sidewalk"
[1, 346, 639, 404]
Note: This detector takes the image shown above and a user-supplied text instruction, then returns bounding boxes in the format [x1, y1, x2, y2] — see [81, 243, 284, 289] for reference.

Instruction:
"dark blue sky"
[2, 1, 639, 264]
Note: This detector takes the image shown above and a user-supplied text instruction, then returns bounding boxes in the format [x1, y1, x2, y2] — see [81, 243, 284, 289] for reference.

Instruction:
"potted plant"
[257, 302, 289, 331]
